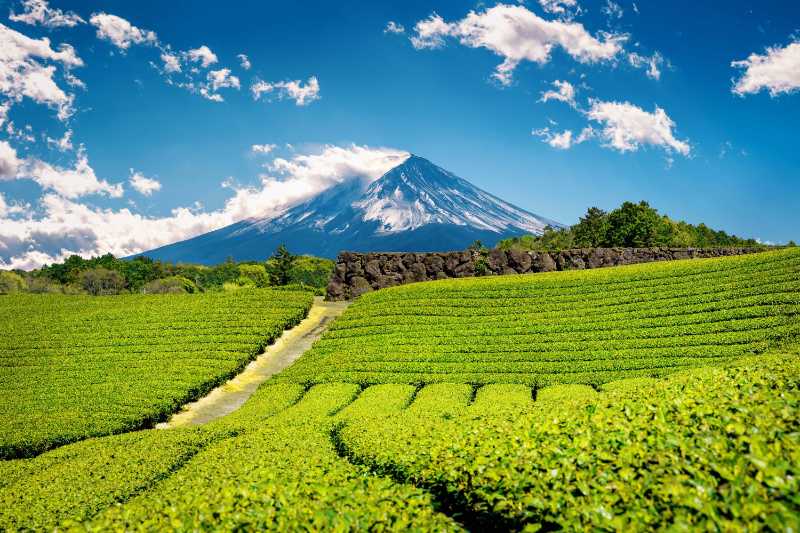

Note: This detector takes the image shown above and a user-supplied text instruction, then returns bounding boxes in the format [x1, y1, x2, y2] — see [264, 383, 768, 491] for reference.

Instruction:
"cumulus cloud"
[0, 140, 22, 178]
[160, 51, 181, 73]
[0, 23, 83, 121]
[0, 145, 409, 269]
[237, 53, 251, 70]
[128, 169, 161, 196]
[732, 40, 800, 97]
[251, 76, 320, 106]
[628, 51, 664, 80]
[252, 143, 277, 154]
[585, 100, 690, 156]
[185, 45, 218, 68]
[89, 13, 157, 50]
[410, 4, 626, 85]
[539, 79, 576, 106]
[207, 68, 240, 91]
[384, 21, 405, 34]
[19, 150, 124, 198]
[9, 0, 85, 28]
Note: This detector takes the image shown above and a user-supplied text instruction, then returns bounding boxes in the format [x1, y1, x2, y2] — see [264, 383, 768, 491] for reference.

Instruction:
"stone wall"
[326, 247, 765, 300]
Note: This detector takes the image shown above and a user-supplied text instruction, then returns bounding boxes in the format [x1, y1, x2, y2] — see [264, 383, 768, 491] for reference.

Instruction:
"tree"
[266, 245, 296, 286]
[79, 268, 126, 295]
[572, 207, 609, 247]
[605, 201, 662, 247]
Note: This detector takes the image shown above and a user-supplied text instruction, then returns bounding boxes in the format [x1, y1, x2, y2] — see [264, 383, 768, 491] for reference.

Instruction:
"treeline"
[498, 201, 787, 253]
[0, 245, 334, 296]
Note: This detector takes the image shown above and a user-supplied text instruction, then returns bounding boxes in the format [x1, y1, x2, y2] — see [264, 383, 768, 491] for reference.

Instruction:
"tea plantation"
[0, 249, 798, 530]
[279, 248, 800, 384]
[0, 289, 313, 459]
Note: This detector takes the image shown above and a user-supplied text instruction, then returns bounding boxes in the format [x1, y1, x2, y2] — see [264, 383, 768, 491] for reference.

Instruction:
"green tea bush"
[0, 289, 313, 458]
[338, 355, 800, 531]
[278, 249, 800, 385]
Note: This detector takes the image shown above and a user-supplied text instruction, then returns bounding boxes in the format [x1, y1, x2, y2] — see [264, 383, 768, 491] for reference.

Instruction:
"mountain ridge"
[139, 155, 560, 263]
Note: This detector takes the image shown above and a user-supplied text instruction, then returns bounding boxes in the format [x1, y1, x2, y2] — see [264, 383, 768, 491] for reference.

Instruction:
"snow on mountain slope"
[139, 155, 560, 263]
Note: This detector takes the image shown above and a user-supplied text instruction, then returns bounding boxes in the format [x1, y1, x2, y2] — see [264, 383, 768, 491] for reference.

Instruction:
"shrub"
[141, 276, 198, 294]
[0, 271, 26, 294]
[238, 264, 269, 288]
[79, 268, 126, 296]
[25, 277, 64, 294]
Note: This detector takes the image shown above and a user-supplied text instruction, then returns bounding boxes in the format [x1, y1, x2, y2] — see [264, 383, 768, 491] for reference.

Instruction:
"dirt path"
[158, 296, 349, 428]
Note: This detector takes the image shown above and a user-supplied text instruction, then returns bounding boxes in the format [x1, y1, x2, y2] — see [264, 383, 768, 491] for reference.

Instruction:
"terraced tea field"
[0, 289, 312, 459]
[1, 249, 798, 530]
[280, 248, 800, 384]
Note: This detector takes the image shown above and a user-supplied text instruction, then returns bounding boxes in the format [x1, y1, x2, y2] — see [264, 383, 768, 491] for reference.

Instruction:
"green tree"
[79, 268, 126, 296]
[572, 207, 609, 247]
[266, 245, 296, 286]
[605, 201, 662, 247]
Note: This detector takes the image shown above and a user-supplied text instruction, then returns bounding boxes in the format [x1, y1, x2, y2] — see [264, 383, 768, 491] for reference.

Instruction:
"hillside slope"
[278, 248, 800, 384]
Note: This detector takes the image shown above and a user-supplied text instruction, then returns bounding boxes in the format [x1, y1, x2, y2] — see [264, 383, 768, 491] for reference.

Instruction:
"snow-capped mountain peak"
[140, 154, 560, 263]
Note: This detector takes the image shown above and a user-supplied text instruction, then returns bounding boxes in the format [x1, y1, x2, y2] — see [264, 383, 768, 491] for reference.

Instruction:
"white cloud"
[160, 51, 181, 74]
[16, 149, 124, 198]
[585, 100, 690, 156]
[628, 51, 664, 80]
[410, 5, 626, 85]
[9, 0, 85, 28]
[207, 68, 240, 91]
[128, 170, 161, 196]
[89, 13, 157, 50]
[0, 23, 83, 121]
[532, 125, 593, 149]
[46, 128, 73, 151]
[237, 53, 251, 70]
[538, 0, 581, 19]
[196, 68, 240, 102]
[539, 79, 576, 106]
[732, 40, 800, 97]
[0, 102, 9, 130]
[185, 45, 218, 68]
[0, 141, 22, 178]
[252, 143, 277, 154]
[602, 1, 624, 19]
[0, 145, 409, 269]
[251, 76, 320, 106]
[384, 21, 405, 34]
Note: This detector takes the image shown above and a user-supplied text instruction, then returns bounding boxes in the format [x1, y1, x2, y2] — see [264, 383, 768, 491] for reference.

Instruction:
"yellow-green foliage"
[0, 271, 26, 294]
[279, 249, 800, 385]
[337, 355, 800, 531]
[78, 384, 461, 531]
[0, 289, 313, 459]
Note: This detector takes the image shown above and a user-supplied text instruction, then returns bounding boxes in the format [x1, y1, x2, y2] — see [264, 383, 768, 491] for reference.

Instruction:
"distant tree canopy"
[6, 247, 333, 296]
[498, 201, 764, 253]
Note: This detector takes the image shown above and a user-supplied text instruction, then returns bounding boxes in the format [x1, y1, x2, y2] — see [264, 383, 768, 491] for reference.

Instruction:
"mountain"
[140, 155, 561, 263]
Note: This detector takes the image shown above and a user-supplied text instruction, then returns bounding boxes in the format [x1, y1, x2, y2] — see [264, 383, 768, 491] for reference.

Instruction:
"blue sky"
[1, 0, 798, 268]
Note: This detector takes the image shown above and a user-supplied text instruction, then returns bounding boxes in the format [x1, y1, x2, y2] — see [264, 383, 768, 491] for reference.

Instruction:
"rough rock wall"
[326, 247, 764, 300]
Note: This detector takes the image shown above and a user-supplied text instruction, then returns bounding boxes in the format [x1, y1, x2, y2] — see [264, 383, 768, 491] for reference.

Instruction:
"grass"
[277, 248, 800, 385]
[0, 289, 313, 459]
